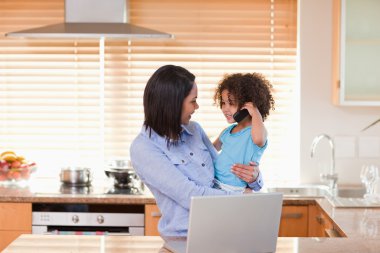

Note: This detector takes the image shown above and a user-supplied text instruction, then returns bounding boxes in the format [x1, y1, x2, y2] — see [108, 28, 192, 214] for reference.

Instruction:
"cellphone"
[233, 109, 249, 122]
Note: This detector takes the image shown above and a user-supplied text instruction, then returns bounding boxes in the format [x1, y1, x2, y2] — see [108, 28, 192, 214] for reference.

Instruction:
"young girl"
[213, 73, 275, 192]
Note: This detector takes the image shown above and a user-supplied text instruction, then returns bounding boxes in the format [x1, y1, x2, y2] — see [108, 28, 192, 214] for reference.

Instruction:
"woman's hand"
[243, 188, 253, 194]
[231, 161, 260, 184]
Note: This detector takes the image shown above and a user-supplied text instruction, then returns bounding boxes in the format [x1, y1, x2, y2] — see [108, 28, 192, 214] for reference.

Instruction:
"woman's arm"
[130, 136, 234, 210]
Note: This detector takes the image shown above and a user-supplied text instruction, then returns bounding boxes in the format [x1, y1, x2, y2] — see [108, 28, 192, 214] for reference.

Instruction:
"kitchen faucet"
[310, 134, 338, 195]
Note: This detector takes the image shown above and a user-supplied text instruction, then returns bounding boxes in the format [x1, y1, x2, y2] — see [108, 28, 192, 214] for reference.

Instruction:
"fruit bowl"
[0, 151, 37, 184]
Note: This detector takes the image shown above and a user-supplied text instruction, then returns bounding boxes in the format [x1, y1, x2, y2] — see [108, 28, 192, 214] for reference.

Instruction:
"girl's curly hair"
[213, 73, 275, 121]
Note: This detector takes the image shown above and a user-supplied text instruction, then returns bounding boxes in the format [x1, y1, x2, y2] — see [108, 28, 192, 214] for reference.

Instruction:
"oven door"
[32, 211, 145, 236]
[32, 224, 143, 235]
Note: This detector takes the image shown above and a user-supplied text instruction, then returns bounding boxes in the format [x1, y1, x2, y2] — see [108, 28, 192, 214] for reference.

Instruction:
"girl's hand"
[231, 161, 259, 184]
[241, 102, 256, 117]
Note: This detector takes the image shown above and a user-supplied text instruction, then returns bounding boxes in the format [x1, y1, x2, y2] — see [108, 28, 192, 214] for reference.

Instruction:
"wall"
[299, 0, 380, 185]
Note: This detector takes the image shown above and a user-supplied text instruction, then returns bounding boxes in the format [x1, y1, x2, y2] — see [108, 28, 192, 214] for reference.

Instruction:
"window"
[0, 0, 298, 182]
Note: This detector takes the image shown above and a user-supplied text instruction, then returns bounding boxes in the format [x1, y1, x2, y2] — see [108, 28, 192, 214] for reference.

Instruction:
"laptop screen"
[165, 193, 283, 253]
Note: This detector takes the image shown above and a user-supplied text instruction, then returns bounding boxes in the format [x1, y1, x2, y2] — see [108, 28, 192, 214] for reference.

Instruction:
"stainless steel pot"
[107, 159, 131, 169]
[105, 168, 140, 189]
[60, 167, 92, 186]
[105, 159, 143, 190]
[60, 184, 93, 194]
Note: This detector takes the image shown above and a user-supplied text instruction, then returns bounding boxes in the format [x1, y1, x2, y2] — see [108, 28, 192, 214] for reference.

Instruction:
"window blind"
[0, 0, 298, 182]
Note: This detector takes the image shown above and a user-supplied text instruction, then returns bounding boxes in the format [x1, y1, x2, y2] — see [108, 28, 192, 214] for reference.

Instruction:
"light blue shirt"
[130, 121, 263, 236]
[215, 124, 267, 188]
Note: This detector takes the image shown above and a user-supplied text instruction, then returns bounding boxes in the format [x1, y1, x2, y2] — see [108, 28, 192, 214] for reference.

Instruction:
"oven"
[32, 203, 144, 235]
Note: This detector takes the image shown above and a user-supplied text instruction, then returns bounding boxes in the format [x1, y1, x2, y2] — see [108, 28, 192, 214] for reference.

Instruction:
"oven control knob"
[97, 215, 104, 224]
[72, 215, 79, 224]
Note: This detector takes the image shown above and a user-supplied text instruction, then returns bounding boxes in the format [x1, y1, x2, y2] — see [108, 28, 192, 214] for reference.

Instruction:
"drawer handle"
[282, 213, 303, 219]
[151, 211, 161, 217]
[325, 228, 340, 237]
[316, 215, 325, 225]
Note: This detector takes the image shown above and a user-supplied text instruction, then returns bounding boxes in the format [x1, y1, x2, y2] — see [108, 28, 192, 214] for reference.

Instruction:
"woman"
[130, 65, 263, 237]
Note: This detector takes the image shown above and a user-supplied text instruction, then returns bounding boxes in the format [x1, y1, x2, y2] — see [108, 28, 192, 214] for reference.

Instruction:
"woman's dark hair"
[213, 73, 275, 121]
[144, 65, 195, 143]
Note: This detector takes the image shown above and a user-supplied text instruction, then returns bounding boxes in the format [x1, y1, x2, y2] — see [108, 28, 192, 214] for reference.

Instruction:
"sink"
[266, 185, 372, 208]
[265, 185, 330, 198]
[327, 187, 375, 208]
[266, 185, 366, 199]
[335, 187, 366, 198]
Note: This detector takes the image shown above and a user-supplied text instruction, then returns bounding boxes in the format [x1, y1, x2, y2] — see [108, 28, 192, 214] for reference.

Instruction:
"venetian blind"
[0, 0, 298, 182]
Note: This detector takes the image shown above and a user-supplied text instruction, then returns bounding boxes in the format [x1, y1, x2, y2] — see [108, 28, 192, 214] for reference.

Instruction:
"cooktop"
[28, 178, 144, 195]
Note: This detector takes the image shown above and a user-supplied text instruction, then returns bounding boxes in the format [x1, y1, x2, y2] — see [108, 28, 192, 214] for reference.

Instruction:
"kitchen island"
[1, 179, 380, 252]
[3, 233, 380, 253]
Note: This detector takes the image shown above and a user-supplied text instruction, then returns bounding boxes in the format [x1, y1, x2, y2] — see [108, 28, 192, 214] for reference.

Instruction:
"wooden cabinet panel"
[308, 205, 325, 237]
[308, 204, 342, 237]
[144, 204, 161, 236]
[0, 203, 32, 230]
[0, 202, 32, 252]
[0, 230, 29, 251]
[279, 206, 308, 237]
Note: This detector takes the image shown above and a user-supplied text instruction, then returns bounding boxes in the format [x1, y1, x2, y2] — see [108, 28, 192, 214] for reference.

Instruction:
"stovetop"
[29, 178, 144, 196]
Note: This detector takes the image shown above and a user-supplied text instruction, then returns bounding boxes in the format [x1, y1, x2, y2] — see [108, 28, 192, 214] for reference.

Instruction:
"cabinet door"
[144, 204, 161, 236]
[308, 205, 325, 237]
[333, 0, 380, 106]
[308, 205, 342, 237]
[279, 206, 308, 237]
[0, 203, 32, 252]
[0, 203, 32, 230]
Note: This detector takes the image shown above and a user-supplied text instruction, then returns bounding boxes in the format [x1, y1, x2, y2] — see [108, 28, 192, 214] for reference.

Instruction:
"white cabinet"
[333, 0, 380, 106]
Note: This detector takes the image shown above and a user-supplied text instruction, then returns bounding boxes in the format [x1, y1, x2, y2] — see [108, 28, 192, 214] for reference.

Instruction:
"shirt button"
[190, 152, 193, 156]
[201, 163, 205, 167]
[181, 160, 185, 163]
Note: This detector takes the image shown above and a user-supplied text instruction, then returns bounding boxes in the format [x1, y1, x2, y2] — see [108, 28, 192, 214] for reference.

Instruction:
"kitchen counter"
[0, 178, 315, 205]
[3, 234, 380, 253]
[1, 180, 380, 252]
[0, 178, 156, 204]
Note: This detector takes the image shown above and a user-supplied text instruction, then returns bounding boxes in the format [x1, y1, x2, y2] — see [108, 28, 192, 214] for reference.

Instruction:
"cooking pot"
[105, 168, 141, 189]
[60, 184, 93, 194]
[107, 159, 132, 169]
[60, 167, 92, 186]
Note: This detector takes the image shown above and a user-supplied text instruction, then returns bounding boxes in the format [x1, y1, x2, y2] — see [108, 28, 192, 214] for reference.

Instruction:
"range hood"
[5, 0, 173, 39]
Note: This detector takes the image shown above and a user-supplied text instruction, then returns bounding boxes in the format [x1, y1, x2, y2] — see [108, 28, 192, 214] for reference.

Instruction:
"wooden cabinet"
[332, 0, 380, 106]
[279, 205, 308, 237]
[0, 203, 32, 251]
[144, 204, 161, 236]
[308, 204, 343, 237]
[279, 204, 344, 237]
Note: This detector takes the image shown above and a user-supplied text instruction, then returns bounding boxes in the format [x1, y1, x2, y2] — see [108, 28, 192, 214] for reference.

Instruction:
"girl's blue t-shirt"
[214, 124, 267, 187]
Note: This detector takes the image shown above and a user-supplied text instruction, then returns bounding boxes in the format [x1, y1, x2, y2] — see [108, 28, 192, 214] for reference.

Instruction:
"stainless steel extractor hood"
[5, 0, 173, 39]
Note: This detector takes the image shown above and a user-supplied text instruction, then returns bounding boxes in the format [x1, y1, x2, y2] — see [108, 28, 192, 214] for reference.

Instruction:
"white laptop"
[164, 192, 283, 253]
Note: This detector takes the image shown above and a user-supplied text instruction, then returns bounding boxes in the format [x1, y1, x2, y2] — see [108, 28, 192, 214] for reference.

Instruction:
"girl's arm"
[244, 103, 267, 147]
